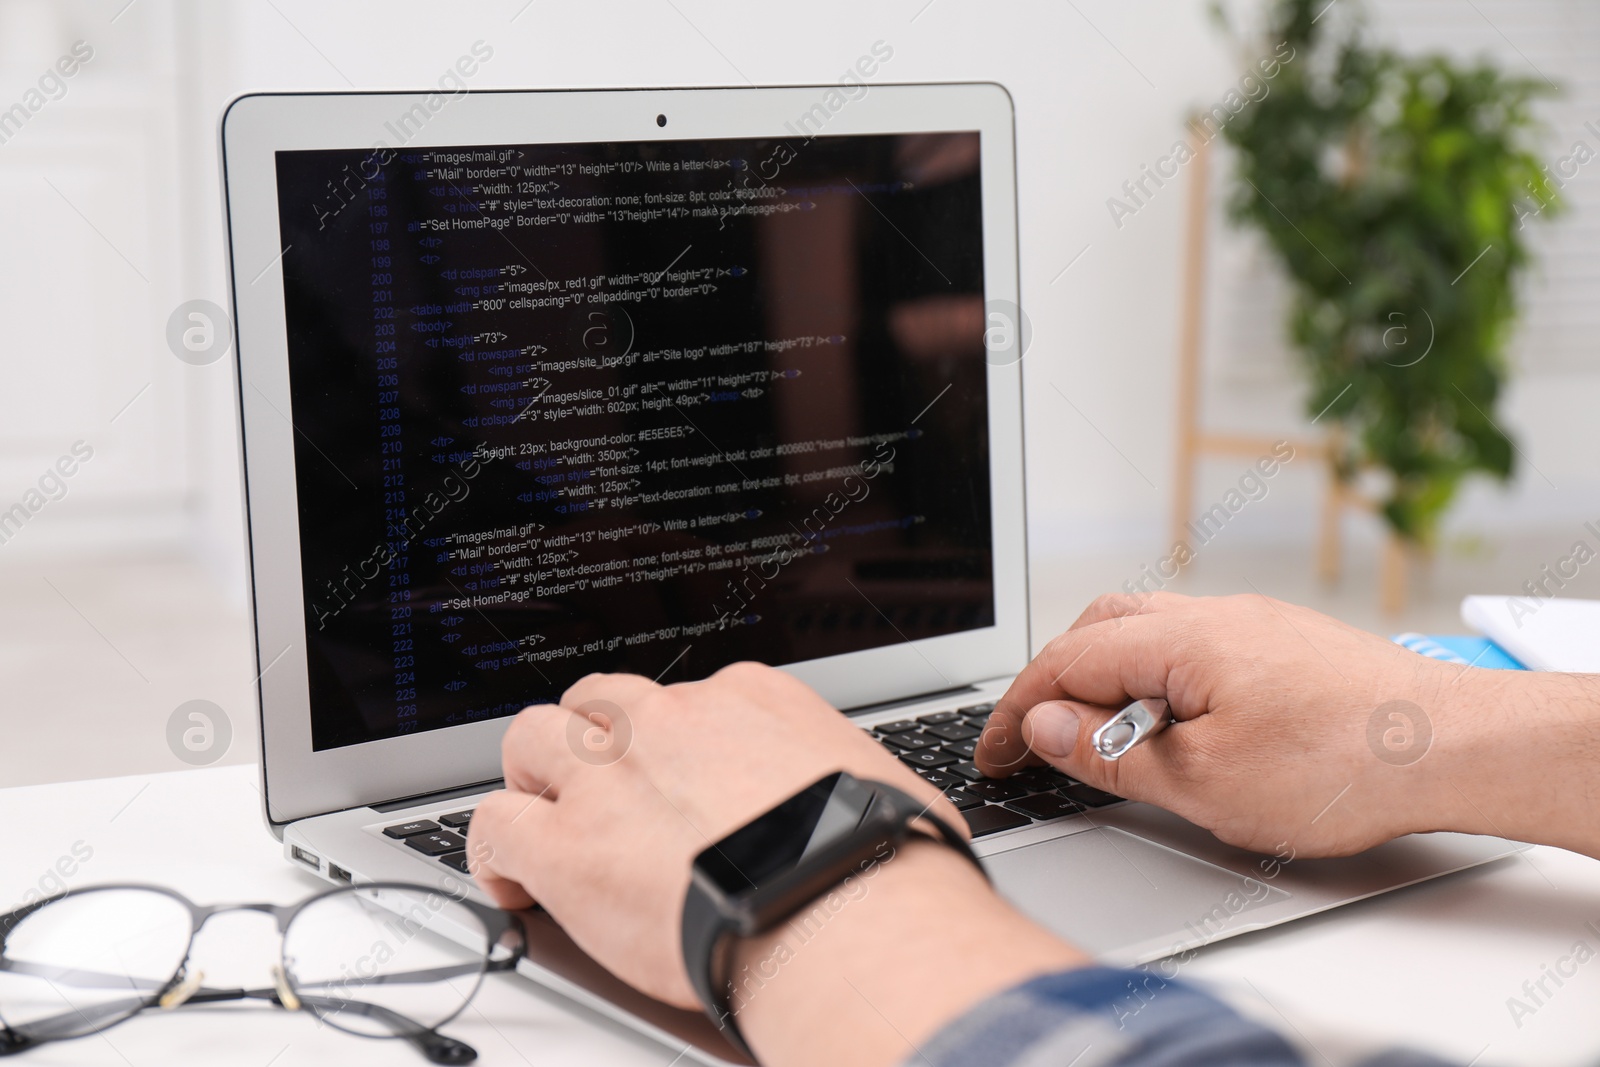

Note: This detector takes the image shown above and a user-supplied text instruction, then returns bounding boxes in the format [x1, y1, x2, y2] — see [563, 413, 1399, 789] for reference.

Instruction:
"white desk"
[7, 765, 1599, 1066]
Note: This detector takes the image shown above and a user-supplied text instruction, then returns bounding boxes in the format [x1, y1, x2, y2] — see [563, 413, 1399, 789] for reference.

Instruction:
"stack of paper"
[1460, 596, 1600, 673]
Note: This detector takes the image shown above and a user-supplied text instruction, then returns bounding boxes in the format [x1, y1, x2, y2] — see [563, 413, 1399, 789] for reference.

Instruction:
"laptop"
[221, 83, 1519, 1064]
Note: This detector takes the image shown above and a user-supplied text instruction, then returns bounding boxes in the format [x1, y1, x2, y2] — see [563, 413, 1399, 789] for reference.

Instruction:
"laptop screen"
[271, 130, 995, 750]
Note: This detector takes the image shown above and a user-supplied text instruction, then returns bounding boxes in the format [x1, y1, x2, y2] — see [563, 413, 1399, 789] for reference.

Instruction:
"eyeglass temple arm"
[287, 992, 477, 1064]
[3, 952, 496, 990]
[0, 983, 265, 1050]
[0, 957, 168, 991]
[289, 958, 498, 989]
[0, 996, 156, 1049]
[1, 981, 473, 1064]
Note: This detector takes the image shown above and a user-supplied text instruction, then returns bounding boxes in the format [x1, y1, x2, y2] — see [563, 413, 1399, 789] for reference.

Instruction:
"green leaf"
[1217, 0, 1555, 543]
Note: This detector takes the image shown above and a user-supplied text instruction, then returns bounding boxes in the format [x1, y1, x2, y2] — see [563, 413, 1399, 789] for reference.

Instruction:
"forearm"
[725, 839, 1090, 1067]
[1424, 670, 1600, 857]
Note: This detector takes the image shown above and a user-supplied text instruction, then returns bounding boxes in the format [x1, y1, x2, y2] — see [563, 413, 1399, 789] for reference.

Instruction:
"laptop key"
[1058, 783, 1124, 808]
[943, 739, 978, 760]
[943, 789, 985, 811]
[958, 701, 996, 716]
[946, 761, 987, 782]
[916, 711, 962, 725]
[962, 805, 1031, 838]
[924, 722, 980, 742]
[899, 749, 956, 770]
[382, 819, 440, 839]
[439, 811, 473, 831]
[874, 719, 920, 734]
[405, 831, 467, 856]
[1009, 768, 1059, 792]
[963, 779, 1029, 803]
[892, 732, 940, 751]
[439, 851, 471, 874]
[1006, 794, 1085, 822]
[917, 769, 962, 790]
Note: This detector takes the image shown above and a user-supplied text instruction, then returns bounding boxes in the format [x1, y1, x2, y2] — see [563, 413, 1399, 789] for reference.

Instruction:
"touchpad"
[984, 827, 1289, 956]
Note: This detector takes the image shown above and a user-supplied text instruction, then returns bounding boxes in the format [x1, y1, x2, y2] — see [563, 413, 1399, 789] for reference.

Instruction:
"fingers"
[977, 611, 1179, 775]
[682, 662, 839, 728]
[561, 671, 660, 711]
[1013, 699, 1180, 808]
[704, 660, 807, 697]
[509, 671, 676, 795]
[468, 788, 560, 909]
[472, 862, 536, 911]
[1069, 591, 1171, 630]
[1015, 611, 1181, 707]
[501, 703, 585, 796]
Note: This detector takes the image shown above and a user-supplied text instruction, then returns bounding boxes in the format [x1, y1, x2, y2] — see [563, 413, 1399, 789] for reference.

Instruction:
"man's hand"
[977, 591, 1600, 859]
[466, 662, 959, 1010]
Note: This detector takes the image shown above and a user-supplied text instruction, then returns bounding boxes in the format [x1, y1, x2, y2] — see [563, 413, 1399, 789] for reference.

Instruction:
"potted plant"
[1215, 0, 1562, 546]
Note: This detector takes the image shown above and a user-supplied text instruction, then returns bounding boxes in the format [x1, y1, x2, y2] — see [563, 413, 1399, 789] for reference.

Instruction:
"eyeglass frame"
[0, 880, 527, 1065]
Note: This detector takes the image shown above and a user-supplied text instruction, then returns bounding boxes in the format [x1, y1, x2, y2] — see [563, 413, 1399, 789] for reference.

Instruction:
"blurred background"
[2, 0, 1597, 787]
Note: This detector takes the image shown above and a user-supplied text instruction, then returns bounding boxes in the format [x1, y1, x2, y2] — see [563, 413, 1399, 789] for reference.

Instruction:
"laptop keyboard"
[378, 701, 1124, 873]
[872, 703, 1124, 836]
[381, 810, 475, 873]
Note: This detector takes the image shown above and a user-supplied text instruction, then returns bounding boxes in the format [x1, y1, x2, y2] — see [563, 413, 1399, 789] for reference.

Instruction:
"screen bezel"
[222, 83, 1027, 826]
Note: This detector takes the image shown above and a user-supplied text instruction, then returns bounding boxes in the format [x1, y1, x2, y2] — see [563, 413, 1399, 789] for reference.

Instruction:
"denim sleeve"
[908, 967, 1464, 1067]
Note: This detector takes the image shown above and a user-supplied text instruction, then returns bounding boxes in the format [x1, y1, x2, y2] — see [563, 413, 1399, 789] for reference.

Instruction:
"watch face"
[696, 772, 880, 896]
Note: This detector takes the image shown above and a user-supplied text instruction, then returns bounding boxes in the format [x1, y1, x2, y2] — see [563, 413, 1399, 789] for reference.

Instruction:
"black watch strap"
[681, 775, 984, 1062]
[681, 872, 752, 1058]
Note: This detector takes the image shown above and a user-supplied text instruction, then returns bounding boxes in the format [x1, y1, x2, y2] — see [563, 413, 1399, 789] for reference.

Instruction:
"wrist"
[1422, 669, 1600, 856]
[722, 837, 1089, 1067]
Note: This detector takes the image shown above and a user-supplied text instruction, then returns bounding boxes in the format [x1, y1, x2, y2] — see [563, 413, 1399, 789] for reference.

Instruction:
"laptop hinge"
[370, 687, 985, 811]
[369, 686, 983, 811]
[372, 778, 505, 814]
[841, 684, 982, 717]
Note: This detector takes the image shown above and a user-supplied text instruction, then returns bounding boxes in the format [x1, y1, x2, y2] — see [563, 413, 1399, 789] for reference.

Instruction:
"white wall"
[6, 0, 1597, 583]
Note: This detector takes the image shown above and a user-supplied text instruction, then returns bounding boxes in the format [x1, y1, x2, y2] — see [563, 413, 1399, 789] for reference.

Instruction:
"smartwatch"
[680, 771, 985, 1060]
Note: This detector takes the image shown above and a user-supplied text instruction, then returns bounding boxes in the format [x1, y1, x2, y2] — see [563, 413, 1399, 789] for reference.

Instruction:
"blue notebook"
[1390, 633, 1525, 670]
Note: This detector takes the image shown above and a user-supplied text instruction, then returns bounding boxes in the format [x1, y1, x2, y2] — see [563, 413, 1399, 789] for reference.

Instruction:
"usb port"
[289, 845, 320, 870]
[328, 863, 353, 884]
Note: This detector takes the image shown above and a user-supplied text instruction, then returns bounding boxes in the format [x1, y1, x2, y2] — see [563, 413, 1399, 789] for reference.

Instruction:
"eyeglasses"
[0, 881, 525, 1064]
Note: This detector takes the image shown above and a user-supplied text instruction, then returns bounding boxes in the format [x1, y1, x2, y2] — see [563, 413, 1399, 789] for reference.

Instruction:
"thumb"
[1021, 700, 1172, 806]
